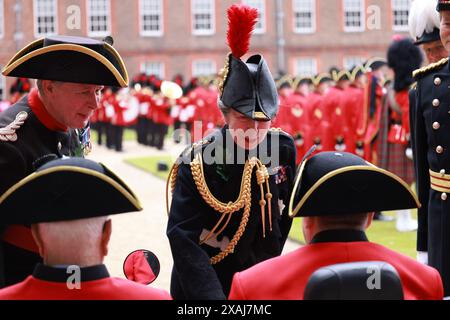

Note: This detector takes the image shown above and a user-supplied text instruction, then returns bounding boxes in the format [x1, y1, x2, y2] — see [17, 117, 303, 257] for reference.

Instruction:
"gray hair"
[37, 216, 109, 261]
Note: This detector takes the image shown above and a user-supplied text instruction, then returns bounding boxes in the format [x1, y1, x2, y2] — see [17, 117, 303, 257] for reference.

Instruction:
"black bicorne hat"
[288, 152, 420, 218]
[0, 157, 142, 224]
[2, 35, 128, 87]
[218, 4, 278, 121]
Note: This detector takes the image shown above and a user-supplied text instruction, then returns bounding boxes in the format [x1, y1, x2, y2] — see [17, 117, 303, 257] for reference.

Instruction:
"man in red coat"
[307, 74, 333, 152]
[229, 151, 444, 300]
[289, 77, 313, 164]
[0, 157, 172, 300]
[360, 58, 389, 164]
[322, 69, 351, 152]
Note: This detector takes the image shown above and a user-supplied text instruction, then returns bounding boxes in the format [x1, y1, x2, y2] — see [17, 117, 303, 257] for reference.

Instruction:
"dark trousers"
[137, 117, 147, 145]
[154, 123, 168, 150]
[111, 125, 124, 152]
[95, 122, 108, 146]
[106, 123, 115, 149]
[147, 120, 156, 147]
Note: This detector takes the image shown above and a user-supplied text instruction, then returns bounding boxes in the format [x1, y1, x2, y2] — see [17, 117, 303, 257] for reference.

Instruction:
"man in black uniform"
[166, 4, 296, 300]
[411, 0, 450, 296]
[0, 35, 128, 287]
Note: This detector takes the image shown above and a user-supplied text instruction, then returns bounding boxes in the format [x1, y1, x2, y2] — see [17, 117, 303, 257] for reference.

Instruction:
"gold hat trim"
[288, 165, 420, 218]
[2, 42, 128, 87]
[0, 165, 142, 211]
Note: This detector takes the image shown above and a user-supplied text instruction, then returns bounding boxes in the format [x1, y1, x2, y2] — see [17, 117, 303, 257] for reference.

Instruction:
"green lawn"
[288, 210, 418, 258]
[126, 155, 419, 258]
[125, 155, 173, 180]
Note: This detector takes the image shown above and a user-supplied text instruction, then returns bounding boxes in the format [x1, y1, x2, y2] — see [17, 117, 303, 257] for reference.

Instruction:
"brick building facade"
[0, 0, 412, 100]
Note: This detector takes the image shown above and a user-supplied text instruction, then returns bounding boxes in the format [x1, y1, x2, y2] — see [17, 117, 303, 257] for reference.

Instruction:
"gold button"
[436, 146, 444, 154]
[433, 122, 441, 130]
[442, 193, 448, 201]
[441, 169, 446, 177]
[435, 77, 442, 86]
[433, 99, 440, 107]
[57, 142, 62, 150]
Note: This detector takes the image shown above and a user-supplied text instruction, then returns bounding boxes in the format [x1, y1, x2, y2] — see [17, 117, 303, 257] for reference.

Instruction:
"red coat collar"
[28, 88, 68, 132]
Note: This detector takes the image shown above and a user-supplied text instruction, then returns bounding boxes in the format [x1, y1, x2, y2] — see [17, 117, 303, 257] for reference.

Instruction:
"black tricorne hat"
[2, 35, 128, 87]
[0, 157, 142, 224]
[218, 4, 278, 121]
[288, 152, 420, 218]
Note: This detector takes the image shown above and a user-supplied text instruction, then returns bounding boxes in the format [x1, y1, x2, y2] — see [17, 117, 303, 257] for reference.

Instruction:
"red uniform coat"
[307, 92, 330, 152]
[341, 85, 365, 154]
[151, 96, 172, 126]
[229, 230, 443, 300]
[0, 264, 171, 300]
[362, 74, 385, 163]
[287, 93, 311, 164]
[273, 92, 294, 135]
[321, 87, 348, 152]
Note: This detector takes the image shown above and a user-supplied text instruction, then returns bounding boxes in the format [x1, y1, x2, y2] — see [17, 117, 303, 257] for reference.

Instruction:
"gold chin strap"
[190, 152, 272, 265]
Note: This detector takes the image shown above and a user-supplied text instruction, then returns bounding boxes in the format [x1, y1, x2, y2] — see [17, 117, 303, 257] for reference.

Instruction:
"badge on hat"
[2, 35, 128, 87]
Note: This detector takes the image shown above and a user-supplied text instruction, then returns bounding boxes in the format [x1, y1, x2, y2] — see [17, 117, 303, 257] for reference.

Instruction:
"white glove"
[417, 251, 428, 265]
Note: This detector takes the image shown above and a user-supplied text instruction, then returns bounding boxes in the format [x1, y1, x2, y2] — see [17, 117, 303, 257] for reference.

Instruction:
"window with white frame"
[0, 0, 4, 39]
[192, 60, 217, 77]
[191, 0, 215, 35]
[34, 0, 57, 37]
[140, 0, 163, 36]
[242, 0, 266, 34]
[343, 0, 365, 32]
[392, 0, 411, 31]
[343, 56, 365, 70]
[87, 0, 111, 37]
[295, 58, 317, 76]
[293, 0, 316, 33]
[140, 61, 165, 79]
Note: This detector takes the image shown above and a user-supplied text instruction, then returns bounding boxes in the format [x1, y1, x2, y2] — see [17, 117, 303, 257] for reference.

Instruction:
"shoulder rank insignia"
[413, 58, 449, 80]
[0, 111, 28, 142]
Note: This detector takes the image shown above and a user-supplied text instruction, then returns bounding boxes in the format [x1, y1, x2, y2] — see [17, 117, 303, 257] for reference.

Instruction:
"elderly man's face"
[43, 81, 103, 129]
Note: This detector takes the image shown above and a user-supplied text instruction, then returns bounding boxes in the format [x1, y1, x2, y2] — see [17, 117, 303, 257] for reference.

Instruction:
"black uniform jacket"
[411, 57, 450, 295]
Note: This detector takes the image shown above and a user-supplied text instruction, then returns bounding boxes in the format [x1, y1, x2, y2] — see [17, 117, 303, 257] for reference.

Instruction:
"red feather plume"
[227, 4, 258, 59]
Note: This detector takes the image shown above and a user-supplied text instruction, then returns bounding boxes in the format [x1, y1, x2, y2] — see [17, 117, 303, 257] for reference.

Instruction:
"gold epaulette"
[410, 82, 417, 90]
[413, 58, 449, 79]
[0, 111, 28, 142]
